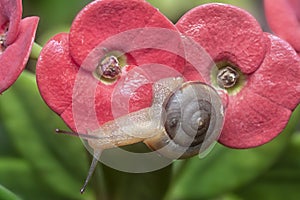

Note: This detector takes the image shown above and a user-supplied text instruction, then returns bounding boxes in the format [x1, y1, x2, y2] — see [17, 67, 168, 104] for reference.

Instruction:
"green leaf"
[0, 125, 17, 157]
[165, 106, 300, 200]
[23, 0, 90, 44]
[0, 71, 92, 199]
[0, 158, 71, 200]
[235, 132, 300, 200]
[147, 0, 258, 23]
[0, 184, 21, 200]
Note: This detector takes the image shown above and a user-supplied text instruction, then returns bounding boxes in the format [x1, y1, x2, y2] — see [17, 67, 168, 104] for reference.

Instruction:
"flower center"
[0, 23, 8, 55]
[0, 34, 6, 54]
[217, 66, 239, 88]
[211, 61, 246, 95]
[96, 55, 122, 80]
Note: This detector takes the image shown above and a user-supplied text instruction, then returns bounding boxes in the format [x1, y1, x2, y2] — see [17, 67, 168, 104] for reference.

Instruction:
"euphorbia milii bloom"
[0, 0, 39, 93]
[176, 3, 300, 148]
[264, 0, 300, 56]
[37, 0, 184, 132]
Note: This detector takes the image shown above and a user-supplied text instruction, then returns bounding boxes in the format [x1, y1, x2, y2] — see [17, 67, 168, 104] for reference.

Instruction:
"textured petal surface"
[36, 33, 78, 115]
[37, 34, 155, 131]
[219, 34, 300, 148]
[176, 3, 267, 74]
[0, 17, 39, 93]
[219, 89, 291, 148]
[0, 0, 22, 45]
[248, 34, 300, 110]
[182, 63, 206, 82]
[264, 0, 300, 52]
[176, 3, 300, 148]
[37, 0, 186, 131]
[69, 0, 182, 72]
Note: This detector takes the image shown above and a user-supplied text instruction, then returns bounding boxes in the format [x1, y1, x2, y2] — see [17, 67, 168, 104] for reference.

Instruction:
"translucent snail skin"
[57, 77, 225, 193]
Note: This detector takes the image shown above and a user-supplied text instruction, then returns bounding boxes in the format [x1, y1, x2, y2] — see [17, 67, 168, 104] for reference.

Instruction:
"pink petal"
[61, 106, 76, 131]
[69, 0, 181, 71]
[219, 88, 291, 148]
[37, 34, 155, 132]
[288, 0, 300, 19]
[0, 0, 22, 45]
[248, 34, 300, 110]
[36, 34, 104, 132]
[36, 33, 78, 115]
[264, 0, 300, 52]
[182, 63, 206, 82]
[96, 81, 153, 125]
[0, 16, 39, 93]
[176, 3, 267, 75]
[65, 65, 154, 132]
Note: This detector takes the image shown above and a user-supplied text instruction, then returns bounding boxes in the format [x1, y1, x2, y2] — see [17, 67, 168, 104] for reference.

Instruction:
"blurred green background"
[1, 0, 300, 200]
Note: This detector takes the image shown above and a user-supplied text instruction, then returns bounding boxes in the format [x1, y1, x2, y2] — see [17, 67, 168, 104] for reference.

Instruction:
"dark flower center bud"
[217, 66, 239, 88]
[0, 34, 6, 54]
[96, 55, 122, 80]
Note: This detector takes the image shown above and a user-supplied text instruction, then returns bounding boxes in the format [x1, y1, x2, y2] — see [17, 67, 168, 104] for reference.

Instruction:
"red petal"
[61, 106, 76, 131]
[0, 0, 22, 45]
[40, 52, 156, 132]
[264, 0, 300, 52]
[69, 0, 181, 71]
[182, 63, 205, 82]
[288, 0, 300, 19]
[248, 34, 300, 110]
[180, 35, 214, 83]
[0, 17, 38, 93]
[176, 3, 267, 74]
[69, 65, 154, 132]
[37, 35, 168, 132]
[36, 34, 105, 132]
[219, 89, 291, 148]
[36, 33, 78, 115]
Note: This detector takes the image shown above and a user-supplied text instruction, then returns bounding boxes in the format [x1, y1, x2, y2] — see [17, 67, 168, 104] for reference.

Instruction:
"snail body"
[58, 77, 225, 193]
[87, 77, 225, 159]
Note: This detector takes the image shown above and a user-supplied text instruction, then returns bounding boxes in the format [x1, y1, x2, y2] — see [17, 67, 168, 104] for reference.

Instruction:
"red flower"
[36, 0, 183, 132]
[264, 0, 300, 56]
[176, 3, 300, 148]
[0, 0, 39, 93]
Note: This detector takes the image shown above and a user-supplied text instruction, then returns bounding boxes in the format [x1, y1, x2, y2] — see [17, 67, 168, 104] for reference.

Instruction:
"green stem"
[30, 42, 43, 60]
[163, 161, 189, 200]
[94, 164, 109, 200]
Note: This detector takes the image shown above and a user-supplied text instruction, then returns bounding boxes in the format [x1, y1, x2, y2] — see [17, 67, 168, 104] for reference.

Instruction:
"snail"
[57, 77, 225, 193]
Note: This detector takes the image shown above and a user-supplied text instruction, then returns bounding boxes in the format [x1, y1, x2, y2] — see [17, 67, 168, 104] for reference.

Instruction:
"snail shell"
[144, 81, 224, 159]
[87, 77, 225, 159]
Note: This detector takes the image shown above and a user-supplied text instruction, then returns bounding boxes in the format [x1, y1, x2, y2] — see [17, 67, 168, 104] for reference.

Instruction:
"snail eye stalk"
[55, 129, 112, 140]
[56, 129, 103, 194]
[80, 151, 102, 194]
